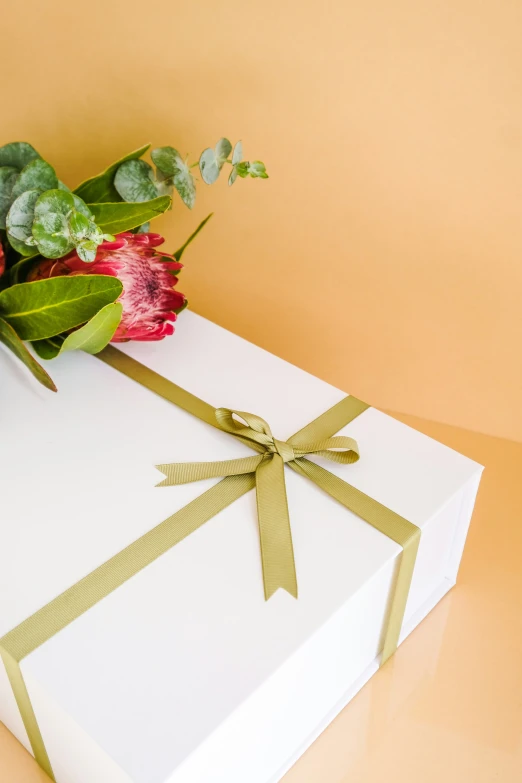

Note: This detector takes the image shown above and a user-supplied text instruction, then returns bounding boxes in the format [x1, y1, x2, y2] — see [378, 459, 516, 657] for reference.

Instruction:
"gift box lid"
[0, 311, 482, 783]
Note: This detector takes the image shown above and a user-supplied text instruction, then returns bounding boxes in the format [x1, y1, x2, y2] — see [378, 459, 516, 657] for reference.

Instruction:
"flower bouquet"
[0, 139, 267, 391]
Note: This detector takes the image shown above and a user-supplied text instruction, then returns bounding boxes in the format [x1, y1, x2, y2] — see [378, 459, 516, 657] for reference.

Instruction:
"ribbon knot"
[156, 406, 360, 600]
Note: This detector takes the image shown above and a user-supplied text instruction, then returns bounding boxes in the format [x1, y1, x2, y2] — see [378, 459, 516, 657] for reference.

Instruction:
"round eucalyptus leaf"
[152, 148, 196, 208]
[199, 148, 220, 185]
[11, 159, 59, 200]
[76, 240, 98, 262]
[0, 142, 40, 171]
[199, 138, 233, 185]
[231, 140, 243, 166]
[228, 167, 238, 187]
[6, 234, 37, 256]
[236, 161, 251, 178]
[68, 211, 92, 241]
[216, 137, 232, 163]
[71, 194, 93, 218]
[249, 160, 268, 178]
[136, 222, 151, 234]
[0, 166, 19, 228]
[151, 146, 183, 177]
[114, 159, 158, 203]
[32, 189, 76, 258]
[6, 189, 41, 241]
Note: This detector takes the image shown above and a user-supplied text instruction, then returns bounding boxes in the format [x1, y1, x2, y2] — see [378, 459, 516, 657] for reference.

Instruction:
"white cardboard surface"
[0, 311, 483, 783]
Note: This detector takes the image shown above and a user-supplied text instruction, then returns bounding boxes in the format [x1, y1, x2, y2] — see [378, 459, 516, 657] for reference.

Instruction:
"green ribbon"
[0, 345, 421, 782]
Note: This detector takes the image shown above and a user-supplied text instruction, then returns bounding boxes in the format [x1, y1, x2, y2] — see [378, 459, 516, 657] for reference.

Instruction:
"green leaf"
[6, 189, 41, 241]
[74, 143, 151, 203]
[75, 239, 98, 262]
[199, 138, 232, 185]
[31, 189, 75, 258]
[231, 140, 243, 166]
[173, 213, 213, 261]
[88, 195, 171, 234]
[249, 160, 269, 178]
[11, 160, 58, 199]
[228, 141, 243, 187]
[151, 147, 195, 209]
[0, 142, 41, 171]
[0, 275, 123, 340]
[114, 159, 159, 203]
[8, 254, 40, 284]
[135, 222, 150, 234]
[7, 234, 37, 257]
[0, 166, 19, 228]
[59, 302, 122, 354]
[0, 316, 57, 391]
[32, 337, 62, 360]
[71, 195, 93, 218]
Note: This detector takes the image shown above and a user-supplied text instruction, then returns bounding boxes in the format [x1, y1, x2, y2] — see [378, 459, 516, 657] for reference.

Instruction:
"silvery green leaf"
[151, 146, 196, 208]
[7, 234, 37, 256]
[68, 211, 92, 241]
[32, 189, 76, 258]
[136, 222, 151, 233]
[173, 163, 196, 209]
[231, 140, 243, 166]
[11, 160, 58, 200]
[0, 167, 19, 228]
[76, 240, 98, 262]
[114, 159, 159, 203]
[199, 138, 233, 185]
[0, 142, 40, 171]
[228, 167, 238, 187]
[58, 180, 71, 192]
[6, 189, 41, 241]
[151, 146, 184, 177]
[71, 194, 93, 218]
[249, 160, 269, 178]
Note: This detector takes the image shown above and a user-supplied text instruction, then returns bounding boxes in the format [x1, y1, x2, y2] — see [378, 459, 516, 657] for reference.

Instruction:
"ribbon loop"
[156, 406, 362, 600]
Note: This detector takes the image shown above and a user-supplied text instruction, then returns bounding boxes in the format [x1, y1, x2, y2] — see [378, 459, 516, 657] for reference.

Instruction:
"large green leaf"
[11, 160, 58, 199]
[32, 302, 122, 358]
[88, 195, 171, 235]
[0, 316, 57, 391]
[0, 142, 41, 171]
[114, 159, 159, 203]
[60, 301, 122, 353]
[0, 166, 19, 228]
[74, 144, 151, 203]
[173, 213, 213, 261]
[151, 147, 196, 209]
[0, 275, 123, 340]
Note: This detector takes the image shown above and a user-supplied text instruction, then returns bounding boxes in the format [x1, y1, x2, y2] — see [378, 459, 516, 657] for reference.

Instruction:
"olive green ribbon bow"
[156, 408, 360, 599]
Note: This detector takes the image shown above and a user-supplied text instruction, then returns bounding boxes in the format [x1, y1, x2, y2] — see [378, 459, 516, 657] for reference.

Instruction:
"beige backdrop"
[2, 0, 521, 440]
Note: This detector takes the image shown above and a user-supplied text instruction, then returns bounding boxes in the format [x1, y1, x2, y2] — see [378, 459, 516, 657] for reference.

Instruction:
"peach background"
[2, 0, 521, 441]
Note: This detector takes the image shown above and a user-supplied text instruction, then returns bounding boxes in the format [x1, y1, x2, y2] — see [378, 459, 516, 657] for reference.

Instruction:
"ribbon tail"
[289, 457, 420, 661]
[156, 455, 264, 486]
[255, 454, 298, 600]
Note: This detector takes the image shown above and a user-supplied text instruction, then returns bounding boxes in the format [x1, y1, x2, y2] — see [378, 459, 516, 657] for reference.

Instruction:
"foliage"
[0, 137, 267, 390]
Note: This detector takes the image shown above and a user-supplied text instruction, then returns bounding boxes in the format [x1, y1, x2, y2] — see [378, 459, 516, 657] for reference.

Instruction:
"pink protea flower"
[28, 232, 186, 342]
[0, 241, 5, 277]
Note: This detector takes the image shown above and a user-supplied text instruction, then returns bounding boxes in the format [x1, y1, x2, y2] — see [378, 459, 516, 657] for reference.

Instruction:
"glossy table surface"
[1, 413, 521, 783]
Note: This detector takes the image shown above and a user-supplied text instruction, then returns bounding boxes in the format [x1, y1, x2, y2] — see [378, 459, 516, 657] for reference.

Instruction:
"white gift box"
[0, 311, 482, 783]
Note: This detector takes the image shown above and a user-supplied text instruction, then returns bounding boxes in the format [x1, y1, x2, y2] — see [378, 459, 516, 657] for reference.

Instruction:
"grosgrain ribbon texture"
[0, 345, 421, 782]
